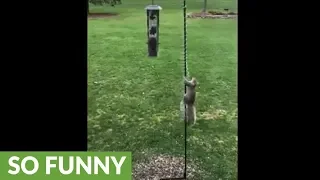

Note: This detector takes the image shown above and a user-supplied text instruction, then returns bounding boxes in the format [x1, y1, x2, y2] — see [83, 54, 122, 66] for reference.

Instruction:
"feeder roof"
[145, 5, 162, 10]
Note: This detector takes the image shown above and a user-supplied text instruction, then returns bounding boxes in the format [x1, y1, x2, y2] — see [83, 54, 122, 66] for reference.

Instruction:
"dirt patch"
[133, 154, 202, 180]
[200, 109, 228, 120]
[88, 13, 118, 19]
[187, 11, 237, 19]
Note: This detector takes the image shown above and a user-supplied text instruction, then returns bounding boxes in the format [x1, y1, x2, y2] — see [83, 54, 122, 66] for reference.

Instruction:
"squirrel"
[182, 77, 197, 125]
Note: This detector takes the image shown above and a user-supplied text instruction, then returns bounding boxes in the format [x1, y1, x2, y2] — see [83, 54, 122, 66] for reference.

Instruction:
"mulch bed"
[187, 11, 237, 19]
[133, 154, 203, 180]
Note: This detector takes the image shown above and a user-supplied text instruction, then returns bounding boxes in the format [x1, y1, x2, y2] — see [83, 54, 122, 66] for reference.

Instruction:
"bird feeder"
[145, 5, 162, 57]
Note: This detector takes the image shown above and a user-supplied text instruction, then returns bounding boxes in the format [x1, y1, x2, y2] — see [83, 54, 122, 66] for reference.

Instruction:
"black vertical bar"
[1, 0, 87, 151]
[147, 10, 149, 40]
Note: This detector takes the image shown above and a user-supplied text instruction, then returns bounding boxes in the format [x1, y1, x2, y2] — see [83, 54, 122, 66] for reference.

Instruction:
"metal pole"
[183, 0, 187, 178]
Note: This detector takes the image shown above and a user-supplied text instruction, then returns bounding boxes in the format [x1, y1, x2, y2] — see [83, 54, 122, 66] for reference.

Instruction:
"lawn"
[88, 0, 237, 179]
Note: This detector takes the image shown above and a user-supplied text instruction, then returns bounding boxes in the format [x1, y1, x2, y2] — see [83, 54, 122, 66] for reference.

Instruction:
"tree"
[89, 0, 122, 6]
[202, 0, 207, 13]
[88, 0, 122, 14]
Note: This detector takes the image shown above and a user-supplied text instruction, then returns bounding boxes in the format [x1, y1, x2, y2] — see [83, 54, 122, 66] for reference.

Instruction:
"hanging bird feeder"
[145, 4, 162, 57]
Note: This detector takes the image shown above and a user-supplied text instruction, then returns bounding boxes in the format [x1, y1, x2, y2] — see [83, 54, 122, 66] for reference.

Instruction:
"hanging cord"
[183, 0, 188, 179]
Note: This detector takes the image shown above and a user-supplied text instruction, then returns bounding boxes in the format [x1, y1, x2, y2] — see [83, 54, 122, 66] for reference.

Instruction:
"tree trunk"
[88, 2, 90, 15]
[202, 0, 207, 13]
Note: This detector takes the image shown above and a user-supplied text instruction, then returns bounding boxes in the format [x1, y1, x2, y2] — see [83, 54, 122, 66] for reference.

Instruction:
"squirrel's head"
[191, 77, 197, 87]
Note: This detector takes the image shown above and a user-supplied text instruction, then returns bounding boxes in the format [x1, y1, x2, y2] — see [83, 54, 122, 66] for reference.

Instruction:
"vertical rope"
[183, 0, 188, 179]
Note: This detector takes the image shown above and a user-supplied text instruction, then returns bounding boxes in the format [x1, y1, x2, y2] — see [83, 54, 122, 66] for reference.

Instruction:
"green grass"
[88, 0, 237, 179]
